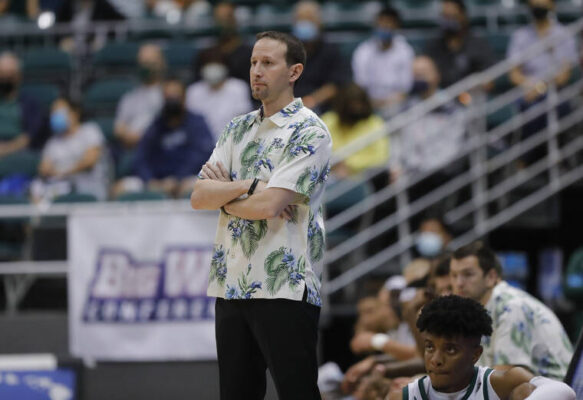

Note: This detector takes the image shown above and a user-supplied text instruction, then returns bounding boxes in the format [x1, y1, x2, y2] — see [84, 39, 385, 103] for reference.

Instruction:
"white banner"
[68, 210, 219, 361]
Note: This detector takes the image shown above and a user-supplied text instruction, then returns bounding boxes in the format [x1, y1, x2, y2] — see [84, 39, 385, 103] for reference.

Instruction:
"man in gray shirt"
[114, 43, 165, 149]
[507, 0, 577, 163]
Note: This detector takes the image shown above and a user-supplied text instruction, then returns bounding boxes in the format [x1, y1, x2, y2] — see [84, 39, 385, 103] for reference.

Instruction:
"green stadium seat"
[485, 33, 510, 58]
[114, 190, 168, 202]
[486, 97, 516, 128]
[0, 151, 40, 178]
[164, 41, 197, 68]
[53, 193, 98, 204]
[20, 83, 61, 109]
[83, 78, 137, 115]
[116, 149, 137, 179]
[0, 195, 29, 261]
[94, 116, 115, 143]
[93, 42, 140, 68]
[22, 47, 71, 75]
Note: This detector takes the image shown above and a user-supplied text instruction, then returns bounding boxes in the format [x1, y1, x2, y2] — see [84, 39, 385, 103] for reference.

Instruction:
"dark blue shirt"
[135, 111, 214, 181]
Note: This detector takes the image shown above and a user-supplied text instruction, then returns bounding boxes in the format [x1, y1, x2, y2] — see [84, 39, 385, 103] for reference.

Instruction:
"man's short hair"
[377, 7, 401, 26]
[417, 295, 493, 339]
[452, 241, 503, 276]
[255, 31, 307, 67]
[442, 0, 467, 15]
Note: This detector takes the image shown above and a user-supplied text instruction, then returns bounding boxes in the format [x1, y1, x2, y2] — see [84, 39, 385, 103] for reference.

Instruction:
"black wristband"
[247, 178, 259, 195]
[221, 206, 230, 215]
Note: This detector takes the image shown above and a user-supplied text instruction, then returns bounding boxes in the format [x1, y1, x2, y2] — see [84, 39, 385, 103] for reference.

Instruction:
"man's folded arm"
[224, 187, 296, 220]
[191, 178, 252, 210]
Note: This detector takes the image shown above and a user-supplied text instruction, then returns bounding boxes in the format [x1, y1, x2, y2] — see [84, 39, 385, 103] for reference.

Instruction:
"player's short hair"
[256, 31, 307, 67]
[452, 241, 503, 276]
[417, 295, 493, 339]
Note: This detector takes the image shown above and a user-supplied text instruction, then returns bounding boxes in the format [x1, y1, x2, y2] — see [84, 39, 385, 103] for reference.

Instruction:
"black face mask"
[410, 79, 430, 96]
[138, 65, 158, 83]
[530, 6, 550, 21]
[163, 99, 184, 120]
[0, 80, 16, 99]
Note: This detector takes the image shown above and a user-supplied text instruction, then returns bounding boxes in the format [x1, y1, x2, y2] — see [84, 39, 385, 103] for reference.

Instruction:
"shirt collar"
[252, 98, 304, 128]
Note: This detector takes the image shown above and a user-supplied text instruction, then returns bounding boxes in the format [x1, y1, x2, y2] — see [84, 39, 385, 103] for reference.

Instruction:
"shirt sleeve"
[352, 43, 368, 89]
[83, 122, 105, 148]
[506, 30, 525, 62]
[114, 92, 131, 127]
[197, 119, 233, 180]
[490, 301, 536, 371]
[267, 125, 332, 202]
[395, 41, 415, 94]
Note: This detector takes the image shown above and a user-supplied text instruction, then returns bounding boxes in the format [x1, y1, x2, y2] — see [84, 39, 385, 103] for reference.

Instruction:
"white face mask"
[201, 63, 228, 86]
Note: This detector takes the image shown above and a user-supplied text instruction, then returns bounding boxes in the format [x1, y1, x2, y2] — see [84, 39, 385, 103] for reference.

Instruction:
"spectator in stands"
[193, 1, 252, 83]
[322, 83, 388, 179]
[133, 78, 213, 198]
[186, 52, 251, 142]
[0, 52, 46, 157]
[507, 0, 577, 163]
[352, 7, 414, 117]
[292, 1, 350, 113]
[415, 216, 452, 259]
[149, 0, 211, 24]
[390, 56, 465, 180]
[423, 0, 496, 89]
[450, 241, 573, 379]
[428, 255, 453, 297]
[114, 43, 165, 149]
[35, 97, 109, 201]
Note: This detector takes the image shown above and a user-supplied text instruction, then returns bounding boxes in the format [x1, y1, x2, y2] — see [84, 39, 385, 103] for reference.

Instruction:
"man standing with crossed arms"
[191, 31, 332, 400]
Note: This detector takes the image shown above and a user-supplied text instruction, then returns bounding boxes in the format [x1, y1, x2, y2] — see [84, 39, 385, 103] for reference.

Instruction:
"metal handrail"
[328, 17, 583, 187]
[324, 85, 583, 268]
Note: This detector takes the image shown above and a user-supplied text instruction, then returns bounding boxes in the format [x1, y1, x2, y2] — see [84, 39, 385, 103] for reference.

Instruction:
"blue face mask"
[50, 110, 69, 135]
[415, 232, 443, 258]
[293, 20, 318, 42]
[375, 28, 393, 43]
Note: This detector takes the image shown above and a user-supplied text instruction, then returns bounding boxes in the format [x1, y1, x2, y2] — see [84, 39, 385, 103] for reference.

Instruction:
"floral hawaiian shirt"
[479, 281, 573, 379]
[199, 98, 332, 307]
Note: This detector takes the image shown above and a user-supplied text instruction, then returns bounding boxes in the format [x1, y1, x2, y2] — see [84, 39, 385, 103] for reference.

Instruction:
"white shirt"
[186, 78, 252, 142]
[404, 366, 500, 400]
[42, 122, 109, 200]
[201, 99, 332, 306]
[352, 35, 415, 101]
[390, 97, 466, 175]
[114, 84, 163, 138]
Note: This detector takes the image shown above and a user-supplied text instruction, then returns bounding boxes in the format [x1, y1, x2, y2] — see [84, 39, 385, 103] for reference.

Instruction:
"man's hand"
[341, 356, 377, 394]
[351, 332, 375, 354]
[201, 161, 231, 182]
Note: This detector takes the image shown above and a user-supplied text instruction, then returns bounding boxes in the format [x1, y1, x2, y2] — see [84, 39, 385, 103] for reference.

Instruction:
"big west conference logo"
[82, 246, 214, 323]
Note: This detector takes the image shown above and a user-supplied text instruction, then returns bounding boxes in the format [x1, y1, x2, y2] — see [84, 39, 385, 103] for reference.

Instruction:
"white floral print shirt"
[199, 99, 332, 306]
[479, 281, 573, 379]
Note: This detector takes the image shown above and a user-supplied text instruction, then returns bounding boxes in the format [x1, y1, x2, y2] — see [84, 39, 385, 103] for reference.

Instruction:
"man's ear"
[485, 268, 499, 289]
[472, 345, 483, 364]
[289, 63, 304, 83]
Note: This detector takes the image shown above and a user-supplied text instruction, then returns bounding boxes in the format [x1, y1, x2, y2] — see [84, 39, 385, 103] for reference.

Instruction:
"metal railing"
[322, 17, 583, 297]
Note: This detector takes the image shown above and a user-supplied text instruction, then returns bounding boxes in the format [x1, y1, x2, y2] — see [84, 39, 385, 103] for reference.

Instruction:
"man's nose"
[430, 351, 444, 367]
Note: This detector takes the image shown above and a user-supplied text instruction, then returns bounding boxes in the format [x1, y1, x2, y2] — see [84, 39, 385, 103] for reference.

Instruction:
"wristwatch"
[248, 178, 259, 195]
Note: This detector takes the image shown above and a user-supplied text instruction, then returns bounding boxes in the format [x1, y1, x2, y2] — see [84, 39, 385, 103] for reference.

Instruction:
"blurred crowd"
[0, 0, 580, 204]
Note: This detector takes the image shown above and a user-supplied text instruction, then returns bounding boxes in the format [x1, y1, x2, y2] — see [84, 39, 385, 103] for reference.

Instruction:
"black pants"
[215, 293, 321, 400]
